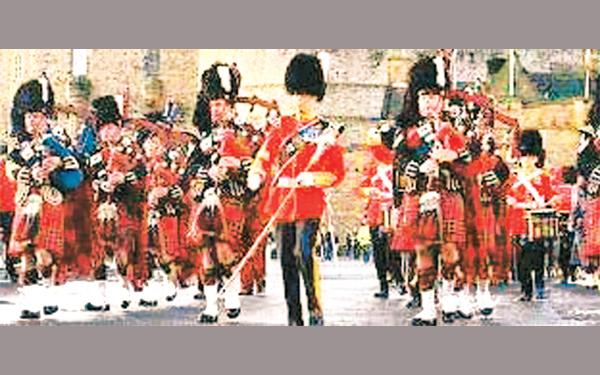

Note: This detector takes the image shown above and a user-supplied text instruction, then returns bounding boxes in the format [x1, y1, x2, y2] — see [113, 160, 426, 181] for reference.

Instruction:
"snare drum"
[526, 209, 559, 241]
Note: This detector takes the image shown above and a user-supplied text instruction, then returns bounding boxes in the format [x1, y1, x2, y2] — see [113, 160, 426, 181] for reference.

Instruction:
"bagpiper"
[8, 76, 85, 319]
[86, 95, 154, 311]
[381, 53, 472, 326]
[248, 53, 346, 326]
[447, 91, 508, 316]
[187, 62, 252, 323]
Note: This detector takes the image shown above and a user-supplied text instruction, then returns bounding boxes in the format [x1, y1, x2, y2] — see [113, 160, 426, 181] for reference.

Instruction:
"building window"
[143, 49, 161, 77]
[72, 49, 88, 77]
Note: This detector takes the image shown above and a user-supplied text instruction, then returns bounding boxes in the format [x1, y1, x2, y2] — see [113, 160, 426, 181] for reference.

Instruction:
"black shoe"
[239, 289, 254, 296]
[374, 290, 389, 299]
[85, 302, 105, 312]
[43, 306, 59, 316]
[199, 314, 218, 324]
[166, 293, 177, 302]
[256, 281, 266, 294]
[406, 295, 421, 310]
[194, 292, 206, 301]
[480, 307, 494, 316]
[226, 308, 241, 319]
[121, 300, 131, 309]
[139, 299, 158, 308]
[411, 317, 436, 326]
[456, 310, 473, 320]
[398, 285, 408, 295]
[20, 310, 41, 320]
[288, 318, 304, 326]
[309, 315, 324, 326]
[519, 294, 532, 302]
[442, 311, 456, 324]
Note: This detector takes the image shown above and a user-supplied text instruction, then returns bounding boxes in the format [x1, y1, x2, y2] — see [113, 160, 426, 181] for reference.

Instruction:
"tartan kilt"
[243, 200, 267, 250]
[221, 198, 246, 254]
[583, 196, 600, 258]
[35, 202, 65, 258]
[440, 191, 466, 248]
[158, 216, 185, 261]
[63, 185, 93, 274]
[390, 194, 419, 252]
[476, 204, 496, 252]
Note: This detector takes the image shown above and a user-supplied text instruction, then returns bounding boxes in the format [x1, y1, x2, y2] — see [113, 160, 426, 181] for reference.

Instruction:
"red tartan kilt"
[476, 204, 496, 251]
[158, 216, 185, 261]
[583, 197, 600, 258]
[35, 202, 65, 257]
[221, 200, 245, 253]
[391, 194, 419, 252]
[63, 186, 93, 271]
[440, 191, 465, 247]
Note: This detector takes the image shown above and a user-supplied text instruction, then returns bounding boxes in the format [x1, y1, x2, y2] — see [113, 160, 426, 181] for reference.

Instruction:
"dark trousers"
[277, 219, 322, 326]
[371, 226, 389, 292]
[518, 239, 546, 297]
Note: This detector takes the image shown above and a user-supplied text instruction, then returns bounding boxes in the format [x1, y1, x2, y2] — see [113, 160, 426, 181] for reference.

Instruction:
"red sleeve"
[314, 144, 345, 187]
[255, 116, 307, 181]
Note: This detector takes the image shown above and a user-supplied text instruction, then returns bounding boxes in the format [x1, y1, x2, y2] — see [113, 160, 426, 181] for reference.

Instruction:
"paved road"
[1, 259, 599, 326]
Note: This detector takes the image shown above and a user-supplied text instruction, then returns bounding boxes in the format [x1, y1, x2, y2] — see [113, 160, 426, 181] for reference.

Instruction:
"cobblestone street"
[1, 259, 599, 326]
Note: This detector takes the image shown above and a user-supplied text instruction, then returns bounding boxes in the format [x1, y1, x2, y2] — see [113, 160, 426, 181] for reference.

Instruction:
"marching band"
[0, 50, 599, 326]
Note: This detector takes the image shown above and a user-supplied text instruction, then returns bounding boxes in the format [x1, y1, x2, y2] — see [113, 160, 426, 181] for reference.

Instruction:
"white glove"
[247, 173, 262, 191]
[296, 172, 315, 187]
[200, 137, 213, 152]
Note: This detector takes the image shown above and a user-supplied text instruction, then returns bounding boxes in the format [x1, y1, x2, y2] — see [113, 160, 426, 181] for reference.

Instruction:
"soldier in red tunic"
[507, 130, 557, 301]
[248, 53, 346, 326]
[359, 128, 394, 298]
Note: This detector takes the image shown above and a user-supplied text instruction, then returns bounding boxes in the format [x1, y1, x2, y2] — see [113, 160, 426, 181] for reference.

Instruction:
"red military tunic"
[253, 116, 346, 224]
[359, 145, 394, 228]
[506, 169, 556, 237]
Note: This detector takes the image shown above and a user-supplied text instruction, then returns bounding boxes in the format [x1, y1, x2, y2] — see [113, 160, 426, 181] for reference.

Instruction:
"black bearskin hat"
[407, 56, 448, 98]
[192, 63, 242, 134]
[200, 63, 241, 102]
[92, 95, 122, 126]
[395, 56, 450, 129]
[285, 53, 326, 101]
[518, 129, 543, 157]
[11, 77, 55, 140]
